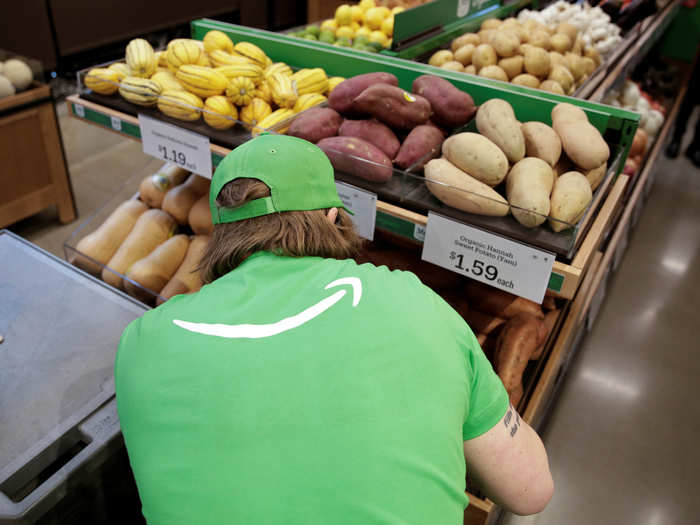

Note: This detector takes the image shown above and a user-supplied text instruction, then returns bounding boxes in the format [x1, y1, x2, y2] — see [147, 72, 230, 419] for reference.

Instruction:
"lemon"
[350, 5, 364, 23]
[350, 21, 361, 32]
[364, 7, 385, 30]
[369, 30, 388, 46]
[358, 0, 376, 12]
[377, 6, 391, 18]
[381, 16, 394, 37]
[336, 26, 354, 39]
[391, 6, 405, 15]
[335, 5, 352, 26]
[355, 26, 372, 37]
[321, 18, 338, 31]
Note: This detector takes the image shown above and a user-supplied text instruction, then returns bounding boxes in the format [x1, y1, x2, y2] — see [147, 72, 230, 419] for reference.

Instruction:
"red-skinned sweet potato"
[495, 312, 544, 392]
[338, 119, 400, 159]
[394, 124, 444, 169]
[328, 72, 399, 114]
[317, 136, 393, 182]
[288, 107, 342, 144]
[352, 84, 431, 130]
[412, 74, 476, 128]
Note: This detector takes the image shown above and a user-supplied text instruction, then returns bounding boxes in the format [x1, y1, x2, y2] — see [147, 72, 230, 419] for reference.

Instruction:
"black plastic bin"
[0, 230, 147, 524]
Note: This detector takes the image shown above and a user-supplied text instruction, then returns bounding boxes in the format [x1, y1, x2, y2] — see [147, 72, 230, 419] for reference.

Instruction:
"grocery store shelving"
[67, 91, 629, 300]
[588, 0, 682, 102]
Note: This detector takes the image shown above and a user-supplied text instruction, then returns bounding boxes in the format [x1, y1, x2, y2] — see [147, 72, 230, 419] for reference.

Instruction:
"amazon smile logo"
[172, 277, 362, 339]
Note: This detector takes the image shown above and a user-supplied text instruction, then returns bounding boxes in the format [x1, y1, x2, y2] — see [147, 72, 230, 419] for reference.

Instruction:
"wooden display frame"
[1, 84, 75, 228]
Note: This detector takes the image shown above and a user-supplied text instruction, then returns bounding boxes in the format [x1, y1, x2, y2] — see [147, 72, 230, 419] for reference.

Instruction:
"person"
[115, 134, 553, 525]
[665, 59, 700, 164]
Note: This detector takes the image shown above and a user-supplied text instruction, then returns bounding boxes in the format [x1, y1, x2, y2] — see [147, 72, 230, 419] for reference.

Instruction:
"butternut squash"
[139, 165, 190, 208]
[157, 235, 209, 304]
[188, 194, 213, 235]
[124, 234, 190, 303]
[162, 174, 210, 225]
[73, 199, 148, 275]
[102, 209, 177, 290]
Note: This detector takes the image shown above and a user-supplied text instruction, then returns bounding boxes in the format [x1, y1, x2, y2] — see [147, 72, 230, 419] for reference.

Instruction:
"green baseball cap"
[210, 134, 350, 224]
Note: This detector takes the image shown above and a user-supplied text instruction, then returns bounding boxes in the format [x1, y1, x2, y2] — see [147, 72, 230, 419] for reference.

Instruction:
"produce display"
[290, 72, 474, 179]
[429, 9, 606, 94]
[603, 79, 664, 177]
[83, 34, 340, 135]
[0, 58, 34, 99]
[71, 164, 212, 305]
[357, 236, 560, 406]
[288, 0, 402, 51]
[295, 70, 607, 233]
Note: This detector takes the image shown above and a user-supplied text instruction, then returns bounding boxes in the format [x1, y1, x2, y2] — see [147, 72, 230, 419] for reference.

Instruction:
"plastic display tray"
[0, 230, 147, 524]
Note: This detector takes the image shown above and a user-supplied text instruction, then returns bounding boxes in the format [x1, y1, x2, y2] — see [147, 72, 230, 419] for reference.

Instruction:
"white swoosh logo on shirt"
[172, 277, 362, 339]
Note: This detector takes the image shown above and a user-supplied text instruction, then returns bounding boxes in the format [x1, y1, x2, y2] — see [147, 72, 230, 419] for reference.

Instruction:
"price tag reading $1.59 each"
[139, 114, 213, 178]
[335, 181, 377, 241]
[422, 212, 555, 303]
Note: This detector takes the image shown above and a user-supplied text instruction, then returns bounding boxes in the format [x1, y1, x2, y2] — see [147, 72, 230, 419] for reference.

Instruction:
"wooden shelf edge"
[570, 174, 629, 272]
[522, 250, 604, 424]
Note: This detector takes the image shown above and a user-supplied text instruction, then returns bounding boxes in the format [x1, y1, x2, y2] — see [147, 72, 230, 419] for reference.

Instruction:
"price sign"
[73, 104, 85, 118]
[422, 213, 555, 303]
[138, 114, 212, 178]
[110, 116, 121, 131]
[335, 181, 376, 240]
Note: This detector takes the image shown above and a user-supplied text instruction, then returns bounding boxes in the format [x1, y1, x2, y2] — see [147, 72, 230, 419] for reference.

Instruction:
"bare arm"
[463, 404, 553, 515]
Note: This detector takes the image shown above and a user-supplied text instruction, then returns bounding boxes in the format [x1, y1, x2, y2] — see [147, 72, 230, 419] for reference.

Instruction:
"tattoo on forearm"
[503, 404, 521, 437]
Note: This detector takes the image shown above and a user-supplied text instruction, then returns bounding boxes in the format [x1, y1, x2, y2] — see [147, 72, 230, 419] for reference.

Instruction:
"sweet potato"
[521, 121, 561, 167]
[288, 107, 342, 144]
[352, 84, 431, 130]
[338, 118, 400, 158]
[476, 99, 525, 163]
[424, 159, 510, 216]
[442, 132, 508, 187]
[549, 171, 592, 232]
[555, 119, 610, 170]
[411, 74, 476, 128]
[465, 281, 544, 319]
[394, 125, 444, 169]
[328, 72, 398, 114]
[584, 162, 607, 191]
[506, 157, 554, 228]
[531, 309, 559, 360]
[495, 312, 545, 391]
[317, 136, 393, 183]
[464, 309, 506, 335]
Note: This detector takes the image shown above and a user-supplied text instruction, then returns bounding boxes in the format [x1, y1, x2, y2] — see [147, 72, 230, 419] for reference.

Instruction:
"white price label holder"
[73, 104, 85, 118]
[422, 212, 555, 304]
[138, 114, 213, 178]
[110, 116, 122, 131]
[335, 181, 377, 241]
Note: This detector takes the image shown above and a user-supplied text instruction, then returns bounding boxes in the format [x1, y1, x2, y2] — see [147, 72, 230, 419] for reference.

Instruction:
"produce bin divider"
[391, 0, 502, 51]
[383, 0, 531, 59]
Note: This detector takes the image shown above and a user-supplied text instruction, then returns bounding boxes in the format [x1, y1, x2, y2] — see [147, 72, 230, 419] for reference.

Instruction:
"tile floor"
[9, 104, 700, 524]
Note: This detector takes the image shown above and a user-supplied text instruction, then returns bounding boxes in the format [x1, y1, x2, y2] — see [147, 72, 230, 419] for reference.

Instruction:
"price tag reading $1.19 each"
[422, 212, 555, 303]
[138, 114, 213, 178]
[335, 181, 377, 241]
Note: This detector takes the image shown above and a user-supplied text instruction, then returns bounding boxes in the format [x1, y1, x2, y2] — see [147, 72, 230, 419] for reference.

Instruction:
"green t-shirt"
[115, 251, 509, 525]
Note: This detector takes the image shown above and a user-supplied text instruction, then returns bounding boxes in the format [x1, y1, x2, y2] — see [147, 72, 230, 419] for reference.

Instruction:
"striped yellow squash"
[157, 90, 203, 121]
[85, 68, 119, 95]
[203, 30, 234, 54]
[176, 65, 227, 97]
[119, 76, 161, 106]
[268, 72, 297, 109]
[125, 38, 156, 77]
[203, 96, 238, 130]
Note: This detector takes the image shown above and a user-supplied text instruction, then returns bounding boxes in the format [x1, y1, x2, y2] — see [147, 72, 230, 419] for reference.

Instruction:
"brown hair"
[199, 178, 362, 283]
